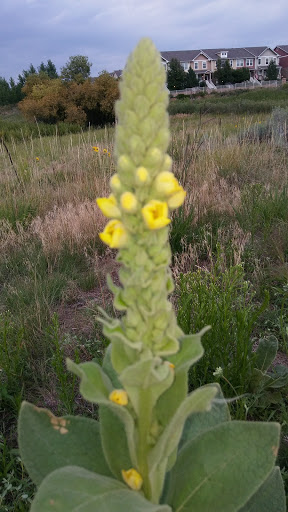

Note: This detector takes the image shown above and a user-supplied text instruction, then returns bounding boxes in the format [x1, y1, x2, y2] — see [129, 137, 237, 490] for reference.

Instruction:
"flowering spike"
[121, 468, 143, 490]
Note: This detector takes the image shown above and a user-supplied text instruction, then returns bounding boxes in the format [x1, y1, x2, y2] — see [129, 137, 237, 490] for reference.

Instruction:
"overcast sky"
[1, 0, 288, 81]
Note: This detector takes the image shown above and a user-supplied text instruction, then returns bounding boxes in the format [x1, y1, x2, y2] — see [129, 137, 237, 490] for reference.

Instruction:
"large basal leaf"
[254, 335, 278, 372]
[238, 466, 286, 512]
[18, 402, 112, 486]
[179, 383, 230, 450]
[31, 465, 172, 512]
[166, 421, 280, 512]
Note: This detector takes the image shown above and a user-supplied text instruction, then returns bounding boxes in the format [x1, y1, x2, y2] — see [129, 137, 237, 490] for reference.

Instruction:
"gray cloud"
[0, 0, 287, 80]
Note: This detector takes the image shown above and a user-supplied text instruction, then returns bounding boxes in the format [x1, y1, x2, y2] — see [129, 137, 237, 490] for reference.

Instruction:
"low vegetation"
[1, 106, 288, 509]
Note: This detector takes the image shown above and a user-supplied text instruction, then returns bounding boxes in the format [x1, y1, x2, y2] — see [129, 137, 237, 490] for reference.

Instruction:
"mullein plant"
[18, 39, 285, 512]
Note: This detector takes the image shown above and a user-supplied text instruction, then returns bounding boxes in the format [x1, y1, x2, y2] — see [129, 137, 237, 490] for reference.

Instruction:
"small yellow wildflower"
[92, 146, 99, 152]
[35, 157, 39, 161]
[142, 200, 170, 230]
[235, 125, 238, 128]
[110, 174, 121, 191]
[103, 148, 108, 153]
[121, 468, 143, 491]
[99, 220, 127, 248]
[108, 152, 111, 157]
[167, 189, 186, 209]
[136, 166, 149, 183]
[96, 194, 120, 218]
[109, 389, 128, 405]
[120, 191, 138, 213]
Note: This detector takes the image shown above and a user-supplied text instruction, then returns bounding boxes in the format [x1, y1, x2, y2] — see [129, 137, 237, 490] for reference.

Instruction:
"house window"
[202, 61, 207, 69]
[258, 58, 261, 65]
[265, 58, 269, 65]
[181, 62, 189, 71]
[221, 51, 227, 58]
[273, 57, 277, 62]
[230, 60, 233, 67]
[246, 58, 253, 66]
[236, 59, 244, 67]
[194, 61, 199, 70]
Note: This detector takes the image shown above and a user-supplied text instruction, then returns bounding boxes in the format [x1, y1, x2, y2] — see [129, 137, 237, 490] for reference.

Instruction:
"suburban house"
[274, 45, 288, 78]
[161, 46, 282, 85]
[110, 69, 122, 79]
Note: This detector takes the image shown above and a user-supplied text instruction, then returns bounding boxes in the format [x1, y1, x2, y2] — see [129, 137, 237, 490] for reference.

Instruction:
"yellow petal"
[110, 174, 121, 191]
[121, 468, 143, 490]
[141, 200, 171, 230]
[99, 220, 128, 248]
[96, 194, 120, 218]
[136, 166, 149, 183]
[120, 191, 138, 212]
[155, 171, 180, 196]
[167, 188, 186, 209]
[109, 389, 128, 405]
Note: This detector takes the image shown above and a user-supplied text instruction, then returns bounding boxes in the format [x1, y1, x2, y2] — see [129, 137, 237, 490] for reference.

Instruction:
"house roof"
[245, 46, 278, 57]
[275, 45, 288, 54]
[110, 69, 122, 77]
[161, 50, 202, 62]
[202, 48, 254, 59]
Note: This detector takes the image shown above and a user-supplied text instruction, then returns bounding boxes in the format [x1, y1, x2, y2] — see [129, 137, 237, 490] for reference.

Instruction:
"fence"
[170, 80, 283, 97]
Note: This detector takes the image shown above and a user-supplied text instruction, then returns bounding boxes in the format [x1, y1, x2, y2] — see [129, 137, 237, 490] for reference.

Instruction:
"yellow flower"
[155, 171, 180, 196]
[235, 125, 238, 128]
[96, 194, 120, 218]
[167, 189, 186, 209]
[35, 157, 39, 161]
[108, 152, 111, 157]
[110, 174, 121, 191]
[120, 191, 138, 213]
[141, 200, 170, 230]
[103, 148, 108, 153]
[99, 220, 127, 248]
[121, 468, 143, 491]
[92, 146, 99, 152]
[109, 389, 128, 405]
[136, 166, 149, 183]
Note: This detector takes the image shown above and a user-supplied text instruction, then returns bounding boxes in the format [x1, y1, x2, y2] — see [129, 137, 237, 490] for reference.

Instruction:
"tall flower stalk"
[18, 38, 285, 512]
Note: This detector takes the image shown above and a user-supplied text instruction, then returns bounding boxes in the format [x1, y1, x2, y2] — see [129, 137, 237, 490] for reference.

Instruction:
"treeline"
[0, 55, 119, 126]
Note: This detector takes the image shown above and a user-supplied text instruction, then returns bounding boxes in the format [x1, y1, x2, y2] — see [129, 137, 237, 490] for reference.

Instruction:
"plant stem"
[137, 389, 153, 501]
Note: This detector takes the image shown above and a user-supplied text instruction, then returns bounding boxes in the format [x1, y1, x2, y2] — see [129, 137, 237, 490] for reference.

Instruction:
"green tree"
[61, 55, 92, 83]
[0, 77, 11, 105]
[167, 58, 187, 91]
[185, 67, 198, 88]
[266, 60, 278, 80]
[214, 59, 233, 85]
[231, 67, 250, 84]
[38, 60, 58, 79]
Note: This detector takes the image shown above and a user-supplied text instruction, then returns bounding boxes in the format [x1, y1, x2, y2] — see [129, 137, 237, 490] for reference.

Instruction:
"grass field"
[1, 106, 288, 509]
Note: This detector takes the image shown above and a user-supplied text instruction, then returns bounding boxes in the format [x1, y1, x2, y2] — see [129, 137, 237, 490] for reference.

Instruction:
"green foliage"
[167, 58, 187, 91]
[266, 60, 278, 81]
[214, 59, 233, 85]
[61, 55, 92, 83]
[185, 67, 198, 88]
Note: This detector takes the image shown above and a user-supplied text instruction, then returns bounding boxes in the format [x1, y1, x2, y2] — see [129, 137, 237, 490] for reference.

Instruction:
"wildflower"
[110, 174, 121, 192]
[109, 389, 128, 405]
[136, 166, 149, 183]
[120, 191, 138, 213]
[108, 152, 111, 157]
[167, 189, 186, 209]
[99, 220, 127, 248]
[121, 468, 143, 490]
[103, 149, 108, 154]
[213, 366, 223, 377]
[96, 194, 120, 218]
[92, 146, 99, 152]
[35, 157, 39, 161]
[235, 125, 238, 128]
[141, 200, 170, 230]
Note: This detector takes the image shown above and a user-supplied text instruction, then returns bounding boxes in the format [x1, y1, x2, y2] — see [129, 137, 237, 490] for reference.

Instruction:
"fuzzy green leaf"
[166, 421, 280, 512]
[179, 383, 230, 449]
[31, 465, 172, 512]
[238, 467, 286, 512]
[254, 335, 278, 372]
[18, 402, 112, 486]
[67, 359, 137, 467]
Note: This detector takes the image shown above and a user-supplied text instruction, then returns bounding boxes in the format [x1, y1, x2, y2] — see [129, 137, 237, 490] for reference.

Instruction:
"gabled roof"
[245, 46, 278, 57]
[202, 48, 254, 59]
[110, 69, 122, 78]
[275, 45, 288, 54]
[160, 50, 202, 62]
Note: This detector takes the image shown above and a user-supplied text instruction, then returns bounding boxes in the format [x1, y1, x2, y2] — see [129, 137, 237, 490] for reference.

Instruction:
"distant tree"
[167, 58, 187, 90]
[185, 67, 198, 88]
[214, 59, 233, 85]
[266, 60, 278, 80]
[231, 67, 250, 84]
[61, 55, 92, 83]
[0, 77, 11, 105]
[38, 60, 58, 79]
